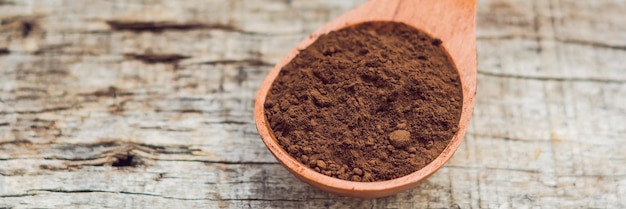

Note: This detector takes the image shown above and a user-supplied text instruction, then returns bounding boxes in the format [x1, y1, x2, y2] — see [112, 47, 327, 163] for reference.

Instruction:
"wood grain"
[1, 0, 625, 208]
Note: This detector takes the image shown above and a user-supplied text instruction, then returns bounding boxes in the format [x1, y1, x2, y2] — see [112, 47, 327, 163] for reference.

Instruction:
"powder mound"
[264, 21, 463, 182]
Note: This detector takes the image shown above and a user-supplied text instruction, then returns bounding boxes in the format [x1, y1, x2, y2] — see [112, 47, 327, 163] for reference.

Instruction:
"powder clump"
[389, 130, 411, 148]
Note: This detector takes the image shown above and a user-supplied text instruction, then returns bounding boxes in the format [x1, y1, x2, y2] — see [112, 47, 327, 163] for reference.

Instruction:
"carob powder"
[264, 21, 462, 182]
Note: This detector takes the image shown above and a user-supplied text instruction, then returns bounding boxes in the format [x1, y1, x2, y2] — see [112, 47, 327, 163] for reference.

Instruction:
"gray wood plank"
[1, 0, 624, 208]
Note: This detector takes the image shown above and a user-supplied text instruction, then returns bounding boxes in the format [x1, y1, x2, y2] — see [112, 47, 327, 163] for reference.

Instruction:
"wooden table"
[1, 0, 624, 208]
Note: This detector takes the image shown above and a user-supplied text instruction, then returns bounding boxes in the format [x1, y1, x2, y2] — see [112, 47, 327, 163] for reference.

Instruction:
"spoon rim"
[254, 0, 476, 198]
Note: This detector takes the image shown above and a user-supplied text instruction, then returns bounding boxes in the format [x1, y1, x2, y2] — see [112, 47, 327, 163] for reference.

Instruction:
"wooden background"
[1, 0, 624, 208]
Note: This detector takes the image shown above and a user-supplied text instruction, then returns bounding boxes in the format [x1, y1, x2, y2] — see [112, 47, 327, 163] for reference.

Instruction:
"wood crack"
[137, 126, 195, 132]
[446, 165, 540, 174]
[105, 20, 269, 35]
[27, 189, 207, 201]
[559, 38, 626, 51]
[124, 53, 191, 64]
[0, 106, 74, 115]
[24, 189, 305, 202]
[0, 0, 15, 5]
[203, 120, 251, 125]
[181, 59, 273, 67]
[0, 194, 36, 198]
[468, 132, 549, 142]
[478, 71, 626, 83]
[157, 159, 279, 165]
[478, 35, 626, 51]
[0, 140, 277, 171]
[106, 21, 209, 32]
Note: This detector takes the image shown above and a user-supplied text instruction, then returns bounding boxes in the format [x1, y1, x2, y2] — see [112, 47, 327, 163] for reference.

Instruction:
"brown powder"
[264, 21, 462, 182]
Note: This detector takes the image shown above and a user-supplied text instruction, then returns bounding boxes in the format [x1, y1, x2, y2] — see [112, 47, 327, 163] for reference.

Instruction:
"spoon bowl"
[255, 0, 477, 198]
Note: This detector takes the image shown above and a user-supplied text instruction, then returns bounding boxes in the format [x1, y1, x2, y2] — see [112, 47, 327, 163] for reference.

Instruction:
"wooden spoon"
[254, 0, 477, 198]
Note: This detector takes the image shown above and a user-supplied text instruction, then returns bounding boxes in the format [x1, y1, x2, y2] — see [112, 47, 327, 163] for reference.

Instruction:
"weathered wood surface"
[0, 0, 624, 208]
